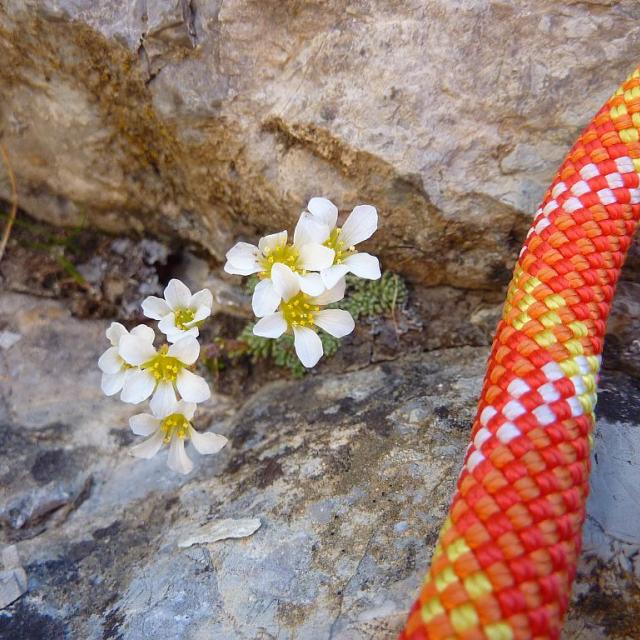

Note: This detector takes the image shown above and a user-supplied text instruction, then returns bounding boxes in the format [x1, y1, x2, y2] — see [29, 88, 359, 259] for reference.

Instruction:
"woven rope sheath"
[400, 68, 640, 640]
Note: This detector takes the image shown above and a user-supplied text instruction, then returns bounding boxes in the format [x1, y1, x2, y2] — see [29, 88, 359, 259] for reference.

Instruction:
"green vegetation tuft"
[0, 209, 88, 283]
[238, 271, 407, 376]
[336, 272, 407, 320]
[239, 325, 340, 378]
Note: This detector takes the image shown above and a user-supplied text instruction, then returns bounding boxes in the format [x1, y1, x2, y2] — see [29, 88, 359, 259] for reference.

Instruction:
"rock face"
[2, 1, 640, 288]
[0, 292, 639, 639]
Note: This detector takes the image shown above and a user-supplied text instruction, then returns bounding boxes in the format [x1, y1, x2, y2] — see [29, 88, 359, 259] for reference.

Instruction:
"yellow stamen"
[280, 292, 319, 328]
[160, 413, 190, 444]
[174, 307, 196, 330]
[143, 345, 183, 382]
[323, 228, 354, 265]
[259, 243, 300, 279]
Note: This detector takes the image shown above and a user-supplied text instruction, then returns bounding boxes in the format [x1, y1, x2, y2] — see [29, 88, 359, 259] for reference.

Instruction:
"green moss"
[336, 272, 407, 320]
[238, 271, 407, 376]
[0, 208, 89, 283]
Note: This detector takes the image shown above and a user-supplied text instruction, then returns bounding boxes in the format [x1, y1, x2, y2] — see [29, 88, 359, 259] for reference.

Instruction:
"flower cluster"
[225, 198, 381, 367]
[98, 279, 227, 474]
[99, 197, 381, 473]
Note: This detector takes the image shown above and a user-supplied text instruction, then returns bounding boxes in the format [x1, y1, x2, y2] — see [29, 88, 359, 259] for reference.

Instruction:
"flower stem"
[0, 142, 18, 263]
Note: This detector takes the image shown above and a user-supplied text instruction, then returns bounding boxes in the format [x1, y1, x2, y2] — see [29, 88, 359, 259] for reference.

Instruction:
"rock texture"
[0, 292, 639, 639]
[2, 1, 640, 287]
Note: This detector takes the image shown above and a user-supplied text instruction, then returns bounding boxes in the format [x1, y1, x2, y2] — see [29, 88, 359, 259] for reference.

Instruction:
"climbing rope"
[400, 67, 640, 640]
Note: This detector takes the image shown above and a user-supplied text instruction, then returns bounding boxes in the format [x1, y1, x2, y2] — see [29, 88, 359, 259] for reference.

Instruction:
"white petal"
[320, 264, 350, 290]
[158, 313, 177, 335]
[168, 437, 194, 475]
[106, 322, 127, 346]
[271, 263, 300, 301]
[168, 337, 200, 365]
[298, 272, 325, 297]
[130, 430, 165, 459]
[176, 369, 211, 403]
[294, 212, 331, 246]
[119, 334, 157, 366]
[164, 279, 192, 310]
[312, 278, 346, 305]
[141, 296, 171, 320]
[166, 326, 199, 343]
[340, 204, 378, 247]
[190, 305, 211, 323]
[129, 413, 161, 436]
[344, 252, 381, 280]
[298, 243, 335, 271]
[252, 279, 281, 317]
[258, 230, 287, 253]
[307, 197, 339, 228]
[150, 381, 178, 417]
[98, 346, 123, 374]
[253, 312, 287, 338]
[189, 427, 228, 455]
[314, 309, 355, 338]
[121, 369, 156, 404]
[190, 288, 213, 310]
[101, 370, 127, 396]
[176, 401, 197, 420]
[159, 315, 200, 341]
[224, 242, 261, 275]
[224, 261, 260, 276]
[131, 324, 156, 342]
[293, 326, 323, 368]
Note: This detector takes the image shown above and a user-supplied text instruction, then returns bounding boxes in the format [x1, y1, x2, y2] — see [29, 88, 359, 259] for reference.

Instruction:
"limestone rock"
[2, 1, 640, 288]
[0, 292, 638, 638]
[177, 518, 262, 548]
[0, 546, 27, 609]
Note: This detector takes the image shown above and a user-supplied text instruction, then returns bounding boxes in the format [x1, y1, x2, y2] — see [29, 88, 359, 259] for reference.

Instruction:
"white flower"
[224, 217, 335, 316]
[129, 400, 228, 475]
[142, 279, 213, 343]
[306, 197, 381, 289]
[118, 331, 210, 415]
[98, 322, 155, 396]
[253, 263, 355, 368]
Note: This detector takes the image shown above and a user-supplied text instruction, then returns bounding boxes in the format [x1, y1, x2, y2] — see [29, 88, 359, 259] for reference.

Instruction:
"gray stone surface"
[0, 292, 639, 639]
[2, 1, 640, 288]
[0, 546, 27, 609]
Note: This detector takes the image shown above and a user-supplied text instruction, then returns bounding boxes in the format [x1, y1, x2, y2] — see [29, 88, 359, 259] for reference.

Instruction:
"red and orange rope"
[401, 67, 640, 639]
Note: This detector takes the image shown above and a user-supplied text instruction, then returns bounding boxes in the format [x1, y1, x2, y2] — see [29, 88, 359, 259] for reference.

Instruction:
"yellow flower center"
[143, 345, 183, 382]
[323, 228, 354, 264]
[160, 413, 190, 443]
[281, 292, 319, 328]
[174, 307, 196, 330]
[259, 243, 300, 278]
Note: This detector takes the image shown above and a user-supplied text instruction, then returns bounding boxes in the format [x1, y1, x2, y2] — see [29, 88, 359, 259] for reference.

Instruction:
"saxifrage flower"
[118, 332, 210, 415]
[142, 279, 213, 343]
[253, 263, 354, 368]
[129, 400, 227, 474]
[224, 216, 335, 315]
[306, 197, 381, 289]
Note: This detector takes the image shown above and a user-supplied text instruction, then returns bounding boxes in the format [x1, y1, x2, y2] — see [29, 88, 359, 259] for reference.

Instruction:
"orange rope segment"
[400, 67, 640, 640]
